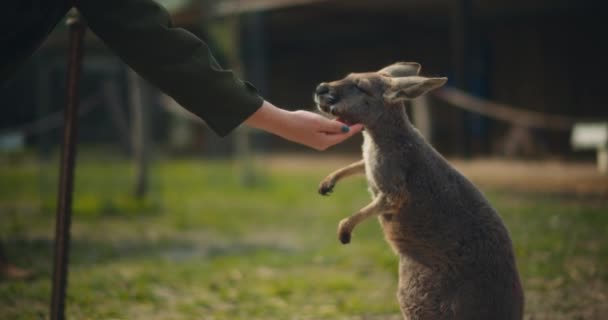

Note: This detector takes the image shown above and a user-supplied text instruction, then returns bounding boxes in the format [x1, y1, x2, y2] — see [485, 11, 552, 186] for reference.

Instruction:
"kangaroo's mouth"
[336, 117, 353, 125]
[315, 94, 355, 125]
[317, 104, 354, 125]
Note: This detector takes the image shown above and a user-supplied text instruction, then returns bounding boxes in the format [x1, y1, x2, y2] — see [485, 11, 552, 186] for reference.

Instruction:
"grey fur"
[315, 63, 524, 320]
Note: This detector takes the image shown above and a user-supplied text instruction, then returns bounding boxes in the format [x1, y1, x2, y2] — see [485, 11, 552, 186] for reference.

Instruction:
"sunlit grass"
[0, 155, 606, 319]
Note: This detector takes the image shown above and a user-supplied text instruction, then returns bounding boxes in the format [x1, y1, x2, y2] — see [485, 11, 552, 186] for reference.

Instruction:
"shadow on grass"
[2, 235, 299, 279]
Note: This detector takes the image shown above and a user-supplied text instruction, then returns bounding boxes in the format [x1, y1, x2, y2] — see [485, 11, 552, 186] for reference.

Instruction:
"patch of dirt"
[524, 279, 608, 320]
[258, 154, 608, 198]
[452, 158, 608, 198]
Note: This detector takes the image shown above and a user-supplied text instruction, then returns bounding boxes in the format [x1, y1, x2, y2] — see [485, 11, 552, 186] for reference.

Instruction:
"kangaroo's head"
[314, 62, 447, 127]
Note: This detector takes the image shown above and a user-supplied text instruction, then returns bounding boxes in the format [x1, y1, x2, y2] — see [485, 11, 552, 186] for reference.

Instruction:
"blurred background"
[1, 0, 607, 319]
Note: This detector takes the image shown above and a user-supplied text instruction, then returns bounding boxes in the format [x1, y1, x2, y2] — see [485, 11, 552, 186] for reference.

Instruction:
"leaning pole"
[49, 9, 86, 320]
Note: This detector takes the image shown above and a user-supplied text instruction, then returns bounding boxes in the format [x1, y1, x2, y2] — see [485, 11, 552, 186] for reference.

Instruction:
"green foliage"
[0, 157, 606, 319]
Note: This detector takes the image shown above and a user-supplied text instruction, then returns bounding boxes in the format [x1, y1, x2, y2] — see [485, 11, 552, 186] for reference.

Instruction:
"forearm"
[77, 0, 263, 136]
[244, 101, 291, 135]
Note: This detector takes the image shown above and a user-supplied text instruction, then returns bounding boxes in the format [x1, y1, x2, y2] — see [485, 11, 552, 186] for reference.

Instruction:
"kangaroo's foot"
[338, 218, 353, 244]
[318, 178, 336, 196]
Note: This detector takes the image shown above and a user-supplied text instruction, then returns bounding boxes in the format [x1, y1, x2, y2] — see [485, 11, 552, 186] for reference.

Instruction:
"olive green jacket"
[1, 0, 263, 136]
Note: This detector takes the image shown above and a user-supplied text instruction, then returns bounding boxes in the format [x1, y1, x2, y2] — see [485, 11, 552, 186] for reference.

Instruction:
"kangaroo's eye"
[354, 80, 372, 95]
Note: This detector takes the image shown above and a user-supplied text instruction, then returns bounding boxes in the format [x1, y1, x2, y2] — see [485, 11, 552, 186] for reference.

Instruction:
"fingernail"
[341, 125, 350, 133]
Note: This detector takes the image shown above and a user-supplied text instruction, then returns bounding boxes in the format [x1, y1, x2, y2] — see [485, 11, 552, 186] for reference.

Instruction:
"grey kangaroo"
[315, 62, 524, 319]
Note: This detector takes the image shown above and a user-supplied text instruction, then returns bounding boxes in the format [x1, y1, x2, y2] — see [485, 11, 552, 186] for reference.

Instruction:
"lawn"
[1, 154, 606, 319]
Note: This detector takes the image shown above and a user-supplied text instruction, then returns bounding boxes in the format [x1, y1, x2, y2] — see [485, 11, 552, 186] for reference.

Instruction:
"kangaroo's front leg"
[338, 193, 390, 244]
[318, 160, 365, 195]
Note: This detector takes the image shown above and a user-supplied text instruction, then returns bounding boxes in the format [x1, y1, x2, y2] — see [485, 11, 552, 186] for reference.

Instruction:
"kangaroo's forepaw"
[318, 180, 335, 196]
[339, 231, 351, 244]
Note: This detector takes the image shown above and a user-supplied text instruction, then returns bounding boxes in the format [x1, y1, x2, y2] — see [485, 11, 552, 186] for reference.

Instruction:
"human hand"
[278, 110, 364, 150]
[245, 101, 363, 150]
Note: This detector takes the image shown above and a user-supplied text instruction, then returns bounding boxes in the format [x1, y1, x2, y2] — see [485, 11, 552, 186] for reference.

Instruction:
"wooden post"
[598, 148, 608, 175]
[224, 16, 255, 186]
[236, 12, 268, 187]
[128, 70, 149, 199]
[50, 9, 86, 320]
[217, 15, 258, 187]
[411, 96, 432, 142]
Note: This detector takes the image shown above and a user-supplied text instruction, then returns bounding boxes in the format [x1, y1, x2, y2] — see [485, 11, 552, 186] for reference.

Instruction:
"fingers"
[318, 117, 351, 134]
[316, 124, 364, 150]
[333, 124, 363, 138]
[327, 124, 363, 140]
[349, 123, 364, 133]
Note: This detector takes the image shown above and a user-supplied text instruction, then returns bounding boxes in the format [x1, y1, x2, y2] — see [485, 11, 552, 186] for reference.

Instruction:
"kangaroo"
[315, 62, 524, 320]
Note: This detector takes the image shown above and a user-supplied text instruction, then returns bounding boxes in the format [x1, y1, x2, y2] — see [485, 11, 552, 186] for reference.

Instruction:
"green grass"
[0, 155, 606, 319]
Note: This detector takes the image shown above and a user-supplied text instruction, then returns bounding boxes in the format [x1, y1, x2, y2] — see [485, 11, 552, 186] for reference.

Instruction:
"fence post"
[49, 9, 86, 320]
[128, 70, 149, 199]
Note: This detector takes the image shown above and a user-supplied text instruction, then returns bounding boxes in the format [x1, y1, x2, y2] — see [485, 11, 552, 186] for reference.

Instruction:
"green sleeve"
[77, 0, 263, 136]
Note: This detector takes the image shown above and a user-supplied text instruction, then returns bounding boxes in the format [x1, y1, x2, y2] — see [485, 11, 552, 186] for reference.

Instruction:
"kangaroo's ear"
[378, 62, 421, 77]
[384, 76, 447, 103]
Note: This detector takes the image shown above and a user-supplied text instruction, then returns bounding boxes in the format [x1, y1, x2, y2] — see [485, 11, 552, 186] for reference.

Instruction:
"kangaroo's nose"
[315, 83, 330, 95]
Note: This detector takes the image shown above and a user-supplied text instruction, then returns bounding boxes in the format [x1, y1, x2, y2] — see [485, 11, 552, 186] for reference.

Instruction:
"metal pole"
[50, 9, 86, 320]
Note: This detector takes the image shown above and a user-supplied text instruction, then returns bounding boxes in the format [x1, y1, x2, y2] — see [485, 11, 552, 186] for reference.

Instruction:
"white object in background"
[571, 122, 608, 174]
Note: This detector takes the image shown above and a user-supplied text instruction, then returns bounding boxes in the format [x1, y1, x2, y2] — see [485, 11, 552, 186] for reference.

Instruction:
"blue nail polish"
[341, 125, 350, 133]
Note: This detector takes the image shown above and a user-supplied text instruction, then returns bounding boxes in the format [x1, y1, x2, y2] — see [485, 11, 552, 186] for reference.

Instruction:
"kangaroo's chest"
[362, 134, 382, 195]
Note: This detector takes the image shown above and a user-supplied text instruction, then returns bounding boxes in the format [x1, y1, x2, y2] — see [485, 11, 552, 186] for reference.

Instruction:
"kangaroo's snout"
[314, 83, 339, 115]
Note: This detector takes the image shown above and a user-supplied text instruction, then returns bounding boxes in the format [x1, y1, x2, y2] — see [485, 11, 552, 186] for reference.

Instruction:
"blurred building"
[1, 0, 606, 157]
[227, 0, 606, 157]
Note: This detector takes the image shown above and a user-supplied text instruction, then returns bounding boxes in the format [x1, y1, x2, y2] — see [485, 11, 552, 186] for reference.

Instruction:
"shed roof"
[212, 0, 598, 18]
